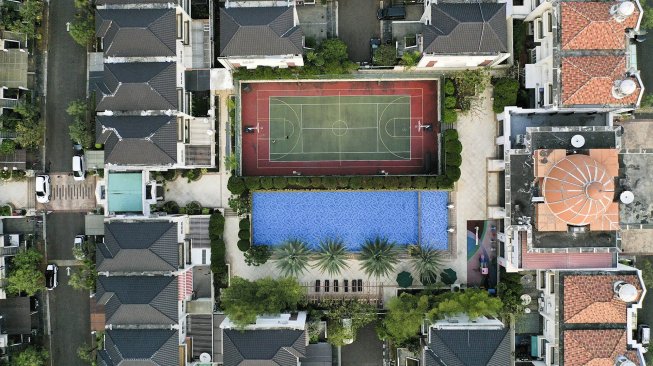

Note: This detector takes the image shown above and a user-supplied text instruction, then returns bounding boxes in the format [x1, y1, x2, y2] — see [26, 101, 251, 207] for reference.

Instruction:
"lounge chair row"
[314, 279, 363, 293]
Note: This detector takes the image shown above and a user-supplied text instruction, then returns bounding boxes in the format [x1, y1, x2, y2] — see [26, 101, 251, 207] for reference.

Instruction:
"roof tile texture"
[563, 274, 642, 323]
[564, 329, 641, 366]
[561, 2, 639, 50]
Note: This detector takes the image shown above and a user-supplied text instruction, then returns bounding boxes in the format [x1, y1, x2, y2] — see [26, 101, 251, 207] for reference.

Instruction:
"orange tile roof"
[563, 274, 642, 323]
[534, 149, 566, 178]
[535, 204, 569, 232]
[520, 233, 616, 269]
[589, 149, 620, 177]
[561, 56, 641, 106]
[561, 2, 639, 50]
[564, 329, 641, 366]
[588, 202, 620, 231]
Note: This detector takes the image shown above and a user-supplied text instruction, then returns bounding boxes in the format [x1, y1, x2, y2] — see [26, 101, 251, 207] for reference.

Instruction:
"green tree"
[68, 258, 97, 291]
[244, 245, 272, 266]
[400, 51, 421, 69]
[76, 343, 97, 366]
[374, 44, 397, 66]
[428, 288, 503, 321]
[497, 270, 524, 321]
[224, 154, 239, 172]
[359, 237, 399, 279]
[638, 259, 653, 288]
[410, 246, 444, 285]
[379, 293, 429, 345]
[11, 346, 48, 366]
[69, 16, 95, 47]
[69, 118, 94, 148]
[274, 239, 312, 277]
[66, 99, 88, 120]
[8, 0, 43, 40]
[313, 238, 349, 276]
[13, 101, 44, 150]
[221, 277, 304, 328]
[6, 248, 44, 296]
[323, 300, 377, 346]
[492, 78, 520, 113]
[0, 140, 16, 155]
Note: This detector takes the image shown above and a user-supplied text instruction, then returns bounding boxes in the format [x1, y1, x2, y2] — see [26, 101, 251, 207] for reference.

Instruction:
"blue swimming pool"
[252, 191, 448, 251]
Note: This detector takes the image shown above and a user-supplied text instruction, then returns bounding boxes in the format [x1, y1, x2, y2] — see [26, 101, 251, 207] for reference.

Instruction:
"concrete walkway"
[0, 180, 29, 209]
[450, 86, 498, 285]
[164, 173, 223, 208]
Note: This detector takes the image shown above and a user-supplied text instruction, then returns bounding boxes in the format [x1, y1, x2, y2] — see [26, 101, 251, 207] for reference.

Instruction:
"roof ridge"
[564, 5, 592, 49]
[148, 224, 178, 268]
[561, 58, 593, 104]
[148, 10, 176, 55]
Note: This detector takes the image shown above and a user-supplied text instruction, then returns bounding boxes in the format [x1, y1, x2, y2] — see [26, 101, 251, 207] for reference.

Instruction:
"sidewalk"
[164, 173, 223, 208]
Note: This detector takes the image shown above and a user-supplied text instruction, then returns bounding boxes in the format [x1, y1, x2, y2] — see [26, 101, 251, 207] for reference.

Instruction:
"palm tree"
[410, 245, 444, 285]
[358, 237, 399, 279]
[274, 239, 312, 277]
[314, 238, 349, 276]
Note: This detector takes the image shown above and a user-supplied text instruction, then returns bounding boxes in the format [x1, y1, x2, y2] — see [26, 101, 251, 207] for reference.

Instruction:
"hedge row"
[443, 79, 458, 124]
[228, 174, 455, 194]
[209, 212, 229, 289]
[443, 129, 462, 182]
[237, 217, 251, 252]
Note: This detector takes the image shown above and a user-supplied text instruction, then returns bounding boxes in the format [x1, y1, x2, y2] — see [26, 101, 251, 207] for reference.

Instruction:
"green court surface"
[268, 95, 412, 161]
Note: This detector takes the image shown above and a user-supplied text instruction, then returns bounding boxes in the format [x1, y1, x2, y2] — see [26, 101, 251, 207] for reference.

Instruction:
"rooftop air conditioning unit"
[615, 355, 637, 366]
[612, 79, 637, 99]
[610, 1, 636, 22]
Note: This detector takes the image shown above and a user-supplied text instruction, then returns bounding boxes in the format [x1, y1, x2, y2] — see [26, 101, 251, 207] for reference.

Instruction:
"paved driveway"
[37, 174, 96, 211]
[338, 0, 380, 62]
[341, 322, 384, 366]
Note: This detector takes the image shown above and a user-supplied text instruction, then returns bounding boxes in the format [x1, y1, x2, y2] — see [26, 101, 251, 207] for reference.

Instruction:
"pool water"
[107, 172, 143, 213]
[252, 191, 448, 251]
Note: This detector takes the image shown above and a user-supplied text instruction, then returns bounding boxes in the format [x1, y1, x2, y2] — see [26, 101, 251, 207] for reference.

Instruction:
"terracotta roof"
[542, 154, 617, 227]
[563, 274, 642, 323]
[561, 2, 639, 50]
[561, 56, 641, 106]
[563, 329, 641, 366]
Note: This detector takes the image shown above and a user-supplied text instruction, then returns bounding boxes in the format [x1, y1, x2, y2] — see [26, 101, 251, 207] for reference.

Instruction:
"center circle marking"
[332, 120, 348, 136]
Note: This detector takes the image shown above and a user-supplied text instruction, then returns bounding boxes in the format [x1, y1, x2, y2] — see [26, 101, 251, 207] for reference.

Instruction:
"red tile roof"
[561, 55, 641, 106]
[564, 329, 641, 366]
[561, 2, 639, 50]
[563, 274, 642, 323]
[519, 234, 615, 269]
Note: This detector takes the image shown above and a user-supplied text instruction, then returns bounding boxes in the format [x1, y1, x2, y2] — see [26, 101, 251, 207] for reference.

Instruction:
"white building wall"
[218, 55, 304, 70]
[416, 53, 510, 68]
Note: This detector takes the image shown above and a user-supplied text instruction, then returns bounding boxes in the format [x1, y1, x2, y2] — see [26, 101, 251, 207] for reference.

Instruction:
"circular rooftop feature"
[571, 134, 586, 148]
[542, 154, 615, 226]
[620, 190, 634, 204]
[614, 281, 638, 303]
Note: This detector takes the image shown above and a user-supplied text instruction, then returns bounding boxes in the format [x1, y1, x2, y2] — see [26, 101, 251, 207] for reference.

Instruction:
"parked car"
[73, 235, 86, 260]
[639, 324, 650, 346]
[377, 6, 405, 20]
[72, 155, 86, 181]
[45, 264, 58, 290]
[35, 175, 51, 204]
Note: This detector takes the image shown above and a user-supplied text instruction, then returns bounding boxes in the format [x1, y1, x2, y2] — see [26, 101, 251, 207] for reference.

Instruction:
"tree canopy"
[428, 289, 503, 321]
[322, 300, 376, 346]
[379, 293, 429, 346]
[13, 100, 44, 150]
[220, 277, 304, 328]
[12, 347, 49, 366]
[7, 248, 44, 296]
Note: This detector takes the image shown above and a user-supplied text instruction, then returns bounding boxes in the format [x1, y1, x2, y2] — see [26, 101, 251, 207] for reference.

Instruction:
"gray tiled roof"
[223, 329, 306, 366]
[96, 8, 176, 58]
[425, 328, 511, 366]
[96, 275, 178, 326]
[97, 329, 179, 366]
[423, 3, 507, 54]
[97, 221, 179, 273]
[96, 115, 177, 166]
[95, 62, 177, 112]
[219, 7, 303, 57]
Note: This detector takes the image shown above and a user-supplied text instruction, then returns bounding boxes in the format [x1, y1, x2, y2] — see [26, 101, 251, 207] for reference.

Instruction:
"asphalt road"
[338, 0, 380, 62]
[45, 212, 89, 366]
[44, 0, 91, 363]
[45, 0, 87, 173]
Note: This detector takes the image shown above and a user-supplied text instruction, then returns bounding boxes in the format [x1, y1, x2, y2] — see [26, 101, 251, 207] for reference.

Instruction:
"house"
[494, 108, 634, 271]
[219, 312, 332, 366]
[533, 267, 647, 365]
[218, 5, 304, 70]
[417, 3, 509, 68]
[523, 0, 644, 109]
[92, 0, 216, 169]
[98, 329, 180, 366]
[423, 315, 512, 366]
[0, 30, 28, 115]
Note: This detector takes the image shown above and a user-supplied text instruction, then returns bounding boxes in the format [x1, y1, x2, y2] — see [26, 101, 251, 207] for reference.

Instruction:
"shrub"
[1, 170, 11, 180]
[398, 176, 413, 189]
[369, 177, 385, 190]
[227, 176, 247, 195]
[426, 176, 439, 189]
[336, 176, 350, 189]
[186, 201, 202, 215]
[273, 176, 288, 190]
[412, 176, 427, 189]
[444, 79, 455, 96]
[12, 170, 26, 181]
[244, 245, 272, 266]
[444, 96, 456, 109]
[211, 237, 228, 288]
[209, 212, 225, 240]
[442, 109, 458, 124]
[443, 129, 459, 142]
[445, 166, 461, 181]
[260, 176, 274, 190]
[238, 229, 250, 240]
[244, 176, 262, 191]
[0, 140, 16, 155]
[310, 177, 323, 189]
[492, 78, 520, 113]
[237, 239, 251, 252]
[437, 175, 454, 189]
[384, 176, 399, 189]
[323, 176, 338, 190]
[0, 205, 12, 216]
[445, 139, 463, 154]
[349, 176, 363, 190]
[162, 201, 179, 214]
[374, 44, 398, 66]
[296, 177, 312, 188]
[445, 153, 462, 167]
[161, 169, 177, 181]
[239, 218, 250, 230]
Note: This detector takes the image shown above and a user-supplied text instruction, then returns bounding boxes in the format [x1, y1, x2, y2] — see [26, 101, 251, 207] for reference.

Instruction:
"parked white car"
[73, 235, 86, 260]
[35, 175, 51, 203]
[45, 264, 58, 290]
[72, 155, 86, 181]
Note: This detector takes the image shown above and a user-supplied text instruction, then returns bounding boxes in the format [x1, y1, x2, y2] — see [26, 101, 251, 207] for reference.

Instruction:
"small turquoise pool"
[252, 191, 448, 250]
[107, 172, 143, 213]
